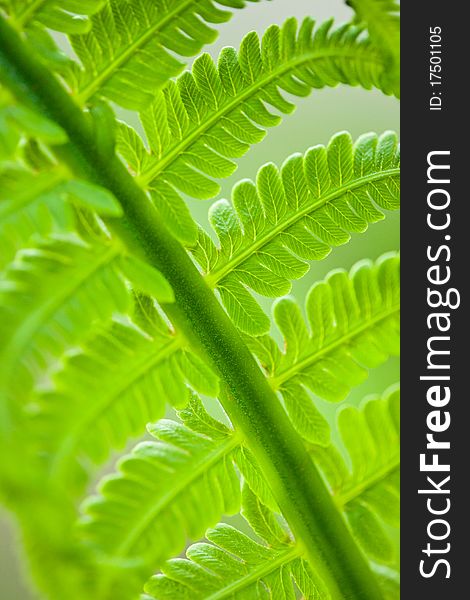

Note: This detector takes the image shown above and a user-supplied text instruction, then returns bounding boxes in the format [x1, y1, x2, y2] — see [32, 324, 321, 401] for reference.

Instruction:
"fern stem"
[0, 18, 384, 599]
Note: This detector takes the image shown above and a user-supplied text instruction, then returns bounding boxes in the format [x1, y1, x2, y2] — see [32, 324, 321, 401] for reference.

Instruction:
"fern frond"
[194, 131, 399, 334]
[0, 93, 20, 159]
[246, 253, 399, 444]
[0, 237, 124, 400]
[116, 19, 394, 243]
[0, 99, 120, 260]
[2, 0, 106, 34]
[0, 165, 126, 268]
[0, 165, 70, 269]
[64, 0, 262, 110]
[348, 0, 400, 95]
[145, 521, 311, 600]
[79, 396, 243, 599]
[0, 236, 172, 403]
[145, 388, 400, 599]
[0, 90, 68, 167]
[313, 386, 400, 567]
[33, 310, 218, 486]
[78, 395, 277, 598]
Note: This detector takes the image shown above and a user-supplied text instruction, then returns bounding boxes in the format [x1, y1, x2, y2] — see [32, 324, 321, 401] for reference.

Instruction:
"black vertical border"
[401, 3, 467, 597]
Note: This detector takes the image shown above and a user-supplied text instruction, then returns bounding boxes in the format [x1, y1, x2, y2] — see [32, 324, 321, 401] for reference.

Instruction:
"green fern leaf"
[59, 179, 123, 217]
[79, 395, 242, 599]
[3, 104, 67, 143]
[347, 0, 400, 95]
[145, 521, 312, 600]
[120, 256, 174, 301]
[195, 132, 399, 334]
[0, 95, 20, 159]
[0, 166, 71, 269]
[0, 159, 127, 268]
[116, 19, 394, 242]
[0, 236, 172, 403]
[76, 394, 281, 597]
[146, 388, 399, 599]
[240, 484, 289, 548]
[1, 0, 106, 34]
[0, 95, 65, 166]
[67, 0, 263, 110]
[32, 314, 218, 486]
[313, 386, 400, 567]
[245, 253, 400, 444]
[0, 237, 125, 400]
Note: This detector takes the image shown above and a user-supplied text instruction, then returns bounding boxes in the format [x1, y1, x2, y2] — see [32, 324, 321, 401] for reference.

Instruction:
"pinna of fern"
[347, 0, 400, 95]
[27, 253, 397, 600]
[0, 139, 399, 504]
[117, 16, 397, 244]
[77, 384, 399, 599]
[1, 1, 265, 101]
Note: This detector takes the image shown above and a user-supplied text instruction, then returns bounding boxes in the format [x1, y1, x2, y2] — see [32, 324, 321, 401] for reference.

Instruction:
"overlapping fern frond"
[0, 235, 173, 404]
[1, 0, 106, 34]
[116, 18, 396, 243]
[31, 301, 218, 488]
[312, 386, 400, 566]
[247, 252, 399, 444]
[195, 131, 399, 334]
[65, 0, 263, 110]
[79, 395, 267, 599]
[145, 518, 313, 600]
[0, 2, 400, 598]
[348, 0, 400, 95]
[76, 256, 400, 598]
[0, 163, 126, 267]
[143, 387, 400, 600]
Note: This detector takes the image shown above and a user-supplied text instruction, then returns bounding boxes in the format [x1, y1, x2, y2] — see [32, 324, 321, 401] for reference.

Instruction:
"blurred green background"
[1, 1, 399, 597]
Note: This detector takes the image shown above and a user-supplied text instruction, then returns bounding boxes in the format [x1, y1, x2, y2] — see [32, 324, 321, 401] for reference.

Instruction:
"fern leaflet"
[0, 236, 172, 403]
[246, 253, 399, 444]
[348, 0, 400, 95]
[1, 0, 106, 33]
[116, 18, 395, 243]
[33, 305, 218, 487]
[144, 388, 400, 599]
[66, 0, 263, 110]
[79, 396, 242, 599]
[194, 131, 399, 334]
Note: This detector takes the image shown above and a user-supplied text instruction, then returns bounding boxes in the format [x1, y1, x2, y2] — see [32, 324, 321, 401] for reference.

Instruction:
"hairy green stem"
[0, 17, 383, 599]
